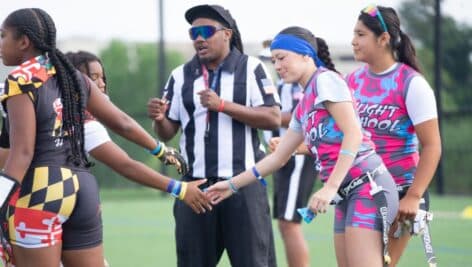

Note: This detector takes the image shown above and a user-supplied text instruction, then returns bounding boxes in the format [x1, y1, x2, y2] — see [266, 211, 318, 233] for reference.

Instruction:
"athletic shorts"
[5, 166, 102, 250]
[273, 155, 316, 223]
[334, 167, 399, 233]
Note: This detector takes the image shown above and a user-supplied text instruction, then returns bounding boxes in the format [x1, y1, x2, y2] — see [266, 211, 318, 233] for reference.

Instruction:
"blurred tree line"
[399, 0, 472, 194]
[92, 0, 471, 193]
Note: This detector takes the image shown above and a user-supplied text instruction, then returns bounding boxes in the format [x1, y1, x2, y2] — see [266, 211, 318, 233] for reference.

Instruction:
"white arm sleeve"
[84, 120, 112, 153]
[405, 76, 438, 125]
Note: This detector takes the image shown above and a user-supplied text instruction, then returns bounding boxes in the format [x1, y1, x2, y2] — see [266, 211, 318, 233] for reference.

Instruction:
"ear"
[17, 34, 32, 51]
[378, 32, 391, 47]
[224, 29, 233, 42]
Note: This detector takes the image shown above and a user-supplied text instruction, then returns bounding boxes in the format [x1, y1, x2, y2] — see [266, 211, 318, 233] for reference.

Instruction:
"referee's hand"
[147, 97, 168, 121]
[198, 89, 220, 111]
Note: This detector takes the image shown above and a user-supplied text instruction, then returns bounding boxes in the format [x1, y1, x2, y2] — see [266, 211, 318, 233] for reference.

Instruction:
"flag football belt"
[394, 185, 437, 267]
[335, 164, 392, 266]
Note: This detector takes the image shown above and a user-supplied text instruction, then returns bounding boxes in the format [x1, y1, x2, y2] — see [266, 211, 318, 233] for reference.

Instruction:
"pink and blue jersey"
[289, 67, 382, 185]
[346, 63, 420, 186]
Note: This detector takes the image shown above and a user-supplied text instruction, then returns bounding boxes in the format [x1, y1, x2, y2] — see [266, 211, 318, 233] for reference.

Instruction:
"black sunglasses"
[189, 25, 226, 41]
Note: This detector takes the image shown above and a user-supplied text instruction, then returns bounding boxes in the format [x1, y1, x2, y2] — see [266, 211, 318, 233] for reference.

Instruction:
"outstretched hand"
[160, 146, 189, 175]
[182, 179, 212, 214]
[205, 180, 234, 205]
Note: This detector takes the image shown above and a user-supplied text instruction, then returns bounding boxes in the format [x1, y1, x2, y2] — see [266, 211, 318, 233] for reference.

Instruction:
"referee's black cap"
[185, 5, 236, 29]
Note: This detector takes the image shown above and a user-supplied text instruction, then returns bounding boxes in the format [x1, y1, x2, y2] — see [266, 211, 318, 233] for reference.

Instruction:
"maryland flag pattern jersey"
[1, 55, 74, 168]
[0, 56, 102, 253]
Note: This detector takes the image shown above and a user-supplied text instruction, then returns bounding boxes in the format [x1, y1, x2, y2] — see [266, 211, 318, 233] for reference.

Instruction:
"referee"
[147, 4, 281, 267]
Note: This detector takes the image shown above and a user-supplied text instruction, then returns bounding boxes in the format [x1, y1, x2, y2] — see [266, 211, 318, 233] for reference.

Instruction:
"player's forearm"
[152, 119, 179, 142]
[407, 144, 442, 198]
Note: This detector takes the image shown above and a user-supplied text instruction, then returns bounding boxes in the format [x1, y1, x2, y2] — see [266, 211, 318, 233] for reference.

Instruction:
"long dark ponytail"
[4, 8, 91, 167]
[278, 26, 339, 73]
[358, 6, 422, 73]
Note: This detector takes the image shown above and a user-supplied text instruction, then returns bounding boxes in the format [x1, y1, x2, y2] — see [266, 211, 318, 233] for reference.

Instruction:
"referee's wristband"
[251, 166, 267, 187]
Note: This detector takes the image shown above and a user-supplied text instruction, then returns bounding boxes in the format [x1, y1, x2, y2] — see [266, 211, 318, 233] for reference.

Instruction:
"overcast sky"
[1, 0, 471, 46]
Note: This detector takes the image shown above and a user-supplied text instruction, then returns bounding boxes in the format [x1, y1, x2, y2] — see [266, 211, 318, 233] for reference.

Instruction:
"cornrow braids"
[4, 8, 91, 167]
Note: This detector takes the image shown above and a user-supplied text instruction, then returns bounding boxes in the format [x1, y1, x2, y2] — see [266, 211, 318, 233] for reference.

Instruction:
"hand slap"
[204, 180, 234, 205]
[183, 179, 212, 214]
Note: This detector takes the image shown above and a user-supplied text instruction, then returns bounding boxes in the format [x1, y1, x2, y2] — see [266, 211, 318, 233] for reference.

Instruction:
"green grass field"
[100, 189, 472, 267]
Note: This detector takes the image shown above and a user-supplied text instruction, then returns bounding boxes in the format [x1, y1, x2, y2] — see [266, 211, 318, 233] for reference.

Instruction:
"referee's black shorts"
[273, 155, 317, 223]
[174, 176, 277, 267]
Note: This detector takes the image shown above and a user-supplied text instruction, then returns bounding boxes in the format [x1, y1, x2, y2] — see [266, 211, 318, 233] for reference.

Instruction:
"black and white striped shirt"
[263, 82, 302, 143]
[163, 49, 280, 178]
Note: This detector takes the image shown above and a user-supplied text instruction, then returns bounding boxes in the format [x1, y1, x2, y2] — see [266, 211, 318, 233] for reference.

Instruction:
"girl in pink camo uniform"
[347, 5, 442, 266]
[207, 26, 399, 267]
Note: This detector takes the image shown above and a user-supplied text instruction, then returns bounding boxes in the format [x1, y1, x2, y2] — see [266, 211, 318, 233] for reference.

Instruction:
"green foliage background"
[93, 40, 184, 188]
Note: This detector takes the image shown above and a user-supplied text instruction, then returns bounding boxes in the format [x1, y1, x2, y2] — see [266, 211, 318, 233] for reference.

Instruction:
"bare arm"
[86, 80, 157, 150]
[323, 101, 363, 189]
[90, 141, 171, 189]
[206, 129, 304, 203]
[307, 101, 363, 214]
[398, 119, 441, 221]
[0, 148, 9, 168]
[198, 89, 281, 130]
[147, 97, 180, 141]
[281, 111, 292, 128]
[89, 139, 210, 213]
[4, 94, 36, 182]
[222, 103, 281, 130]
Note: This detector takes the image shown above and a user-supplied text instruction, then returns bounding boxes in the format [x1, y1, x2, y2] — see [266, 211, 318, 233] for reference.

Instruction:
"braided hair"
[278, 26, 339, 73]
[65, 51, 108, 93]
[358, 6, 422, 73]
[4, 8, 90, 167]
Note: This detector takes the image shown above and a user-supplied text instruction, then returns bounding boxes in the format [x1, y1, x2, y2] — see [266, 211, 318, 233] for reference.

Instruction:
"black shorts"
[273, 155, 317, 223]
[7, 166, 102, 250]
[174, 176, 277, 267]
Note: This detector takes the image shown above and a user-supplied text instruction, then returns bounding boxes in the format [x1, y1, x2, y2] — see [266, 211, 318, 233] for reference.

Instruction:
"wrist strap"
[166, 179, 175, 193]
[155, 143, 167, 159]
[228, 178, 238, 193]
[339, 149, 356, 157]
[178, 182, 188, 200]
[170, 180, 182, 198]
[149, 142, 162, 156]
[251, 166, 267, 187]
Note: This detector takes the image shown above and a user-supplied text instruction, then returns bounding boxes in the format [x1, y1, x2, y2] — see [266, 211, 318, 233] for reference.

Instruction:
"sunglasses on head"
[362, 5, 388, 32]
[189, 25, 226, 40]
